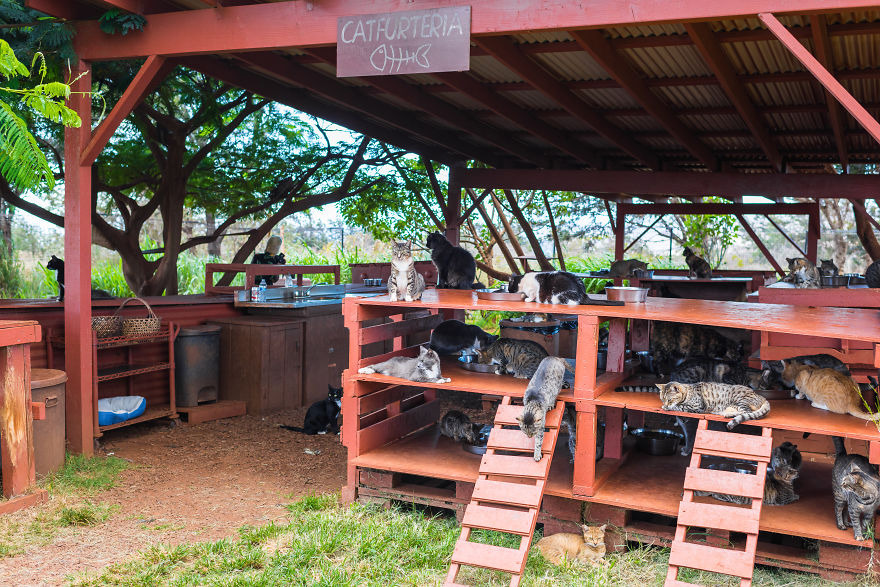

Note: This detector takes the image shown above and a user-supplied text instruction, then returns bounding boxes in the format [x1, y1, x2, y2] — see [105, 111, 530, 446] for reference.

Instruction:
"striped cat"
[477, 337, 549, 379]
[621, 358, 765, 392]
[657, 381, 771, 430]
[781, 257, 821, 289]
[696, 442, 802, 506]
[781, 361, 877, 421]
[518, 357, 570, 461]
[388, 240, 425, 302]
[651, 322, 745, 378]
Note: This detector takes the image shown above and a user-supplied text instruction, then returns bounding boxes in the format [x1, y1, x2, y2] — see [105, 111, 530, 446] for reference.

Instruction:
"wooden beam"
[810, 14, 849, 168]
[619, 203, 817, 216]
[181, 56, 456, 164]
[304, 47, 544, 168]
[469, 189, 520, 275]
[475, 35, 658, 168]
[571, 29, 718, 171]
[459, 189, 491, 224]
[81, 55, 172, 166]
[458, 168, 880, 199]
[432, 71, 600, 168]
[685, 22, 783, 172]
[848, 198, 880, 232]
[736, 214, 786, 276]
[760, 12, 880, 147]
[764, 214, 807, 256]
[624, 214, 665, 254]
[24, 0, 79, 19]
[232, 53, 490, 164]
[73, 0, 880, 61]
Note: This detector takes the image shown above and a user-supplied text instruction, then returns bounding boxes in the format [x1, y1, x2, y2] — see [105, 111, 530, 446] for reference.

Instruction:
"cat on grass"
[535, 524, 607, 566]
[357, 346, 450, 384]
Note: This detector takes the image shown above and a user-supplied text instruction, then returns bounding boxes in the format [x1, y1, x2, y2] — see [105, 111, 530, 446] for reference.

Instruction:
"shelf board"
[97, 362, 172, 382]
[352, 425, 867, 546]
[51, 327, 173, 349]
[595, 390, 880, 442]
[98, 405, 176, 433]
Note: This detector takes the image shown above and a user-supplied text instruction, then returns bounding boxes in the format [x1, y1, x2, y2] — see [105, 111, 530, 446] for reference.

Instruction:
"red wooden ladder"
[665, 420, 773, 587]
[445, 396, 565, 587]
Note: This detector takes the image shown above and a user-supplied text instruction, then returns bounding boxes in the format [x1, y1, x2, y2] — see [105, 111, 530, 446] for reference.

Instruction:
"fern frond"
[0, 39, 29, 80]
[0, 98, 53, 190]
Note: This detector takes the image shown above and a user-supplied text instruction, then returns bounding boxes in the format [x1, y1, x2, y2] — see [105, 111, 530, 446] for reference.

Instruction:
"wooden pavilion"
[11, 0, 880, 583]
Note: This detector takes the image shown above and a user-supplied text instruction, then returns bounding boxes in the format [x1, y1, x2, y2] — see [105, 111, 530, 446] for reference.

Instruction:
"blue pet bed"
[98, 396, 146, 426]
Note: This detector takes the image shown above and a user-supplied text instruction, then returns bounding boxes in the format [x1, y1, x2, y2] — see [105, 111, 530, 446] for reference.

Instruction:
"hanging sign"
[337, 6, 471, 78]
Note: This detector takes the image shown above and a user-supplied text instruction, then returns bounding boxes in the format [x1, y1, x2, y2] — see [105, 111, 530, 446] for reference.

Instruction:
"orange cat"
[781, 361, 876, 421]
[535, 524, 606, 566]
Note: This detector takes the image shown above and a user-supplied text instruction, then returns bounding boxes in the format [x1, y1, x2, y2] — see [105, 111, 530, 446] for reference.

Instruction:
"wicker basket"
[118, 297, 162, 337]
[91, 314, 123, 338]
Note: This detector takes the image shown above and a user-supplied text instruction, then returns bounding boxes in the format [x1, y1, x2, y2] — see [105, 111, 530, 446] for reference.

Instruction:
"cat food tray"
[475, 289, 524, 301]
[458, 355, 497, 373]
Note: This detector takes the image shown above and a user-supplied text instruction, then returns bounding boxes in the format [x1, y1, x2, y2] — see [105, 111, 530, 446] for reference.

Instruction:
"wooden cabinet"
[209, 316, 303, 416]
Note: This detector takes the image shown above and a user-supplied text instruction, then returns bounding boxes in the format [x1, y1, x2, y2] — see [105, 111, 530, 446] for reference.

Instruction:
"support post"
[614, 206, 625, 261]
[807, 207, 820, 263]
[445, 163, 462, 245]
[64, 61, 94, 456]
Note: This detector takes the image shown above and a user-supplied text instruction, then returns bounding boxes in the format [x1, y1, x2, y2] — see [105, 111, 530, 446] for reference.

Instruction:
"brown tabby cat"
[651, 322, 745, 378]
[608, 259, 648, 278]
[535, 524, 606, 566]
[657, 381, 770, 429]
[832, 436, 880, 541]
[683, 246, 712, 279]
[388, 240, 425, 302]
[781, 257, 821, 289]
[780, 361, 877, 421]
[477, 337, 549, 379]
[696, 442, 802, 506]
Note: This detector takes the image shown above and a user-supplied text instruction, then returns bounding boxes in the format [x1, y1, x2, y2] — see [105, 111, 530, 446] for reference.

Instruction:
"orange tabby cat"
[781, 361, 876, 421]
[535, 524, 606, 566]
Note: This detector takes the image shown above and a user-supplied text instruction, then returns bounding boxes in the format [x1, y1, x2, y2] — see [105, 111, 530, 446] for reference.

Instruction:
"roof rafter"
[432, 71, 601, 168]
[475, 35, 658, 169]
[685, 22, 784, 172]
[232, 52, 495, 165]
[571, 29, 718, 171]
[811, 14, 849, 168]
[181, 56, 457, 164]
[303, 47, 545, 168]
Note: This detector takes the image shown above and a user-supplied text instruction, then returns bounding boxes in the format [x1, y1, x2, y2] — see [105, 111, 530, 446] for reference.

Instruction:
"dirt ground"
[0, 406, 348, 586]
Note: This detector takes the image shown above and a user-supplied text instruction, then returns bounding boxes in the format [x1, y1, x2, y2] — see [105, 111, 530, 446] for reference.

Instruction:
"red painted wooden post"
[606, 318, 627, 373]
[614, 207, 625, 261]
[64, 61, 94, 456]
[0, 344, 35, 497]
[572, 405, 597, 497]
[574, 315, 599, 401]
[807, 207, 820, 263]
[341, 297, 361, 504]
[604, 407, 624, 460]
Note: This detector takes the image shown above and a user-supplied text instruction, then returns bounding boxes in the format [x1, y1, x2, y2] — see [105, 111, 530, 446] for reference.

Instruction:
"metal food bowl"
[707, 461, 757, 475]
[363, 278, 383, 287]
[606, 286, 648, 303]
[458, 354, 497, 373]
[822, 275, 849, 288]
[632, 269, 654, 279]
[462, 424, 493, 455]
[476, 288, 525, 301]
[630, 428, 683, 456]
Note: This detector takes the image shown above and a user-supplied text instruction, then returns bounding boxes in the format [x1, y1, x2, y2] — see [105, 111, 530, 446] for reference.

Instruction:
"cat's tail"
[279, 425, 308, 433]
[726, 398, 771, 429]
[832, 435, 847, 457]
[617, 385, 657, 393]
[846, 408, 879, 423]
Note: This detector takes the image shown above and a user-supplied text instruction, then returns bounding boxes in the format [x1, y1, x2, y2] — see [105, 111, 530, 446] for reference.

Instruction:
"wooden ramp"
[445, 397, 565, 587]
[665, 420, 773, 587]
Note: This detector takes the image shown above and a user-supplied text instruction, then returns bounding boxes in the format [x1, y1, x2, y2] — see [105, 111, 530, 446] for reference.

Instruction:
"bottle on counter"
[258, 279, 267, 302]
[250, 283, 260, 302]
[283, 273, 294, 288]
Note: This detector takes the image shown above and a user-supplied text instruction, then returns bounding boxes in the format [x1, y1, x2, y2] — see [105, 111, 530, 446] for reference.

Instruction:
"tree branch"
[183, 98, 269, 178]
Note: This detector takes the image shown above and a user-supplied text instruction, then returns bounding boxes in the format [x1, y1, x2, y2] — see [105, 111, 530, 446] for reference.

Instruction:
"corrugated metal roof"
[622, 45, 714, 78]
[532, 50, 610, 81]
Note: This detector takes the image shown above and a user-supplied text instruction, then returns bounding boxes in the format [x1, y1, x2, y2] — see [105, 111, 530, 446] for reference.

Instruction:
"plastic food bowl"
[606, 286, 648, 303]
[630, 428, 683, 455]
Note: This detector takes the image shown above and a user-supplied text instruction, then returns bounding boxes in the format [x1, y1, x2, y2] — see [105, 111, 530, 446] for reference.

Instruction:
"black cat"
[866, 260, 880, 288]
[425, 232, 477, 289]
[46, 256, 114, 301]
[429, 319, 498, 355]
[281, 385, 342, 435]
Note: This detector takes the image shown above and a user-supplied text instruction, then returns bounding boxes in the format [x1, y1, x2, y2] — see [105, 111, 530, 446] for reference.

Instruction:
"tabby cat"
[425, 232, 477, 289]
[621, 358, 765, 392]
[357, 346, 450, 383]
[477, 337, 549, 379]
[866, 259, 880, 288]
[683, 247, 712, 279]
[651, 322, 745, 378]
[781, 257, 821, 289]
[608, 259, 648, 278]
[535, 524, 606, 566]
[657, 381, 771, 429]
[508, 271, 588, 305]
[518, 357, 570, 461]
[429, 320, 497, 355]
[437, 410, 480, 444]
[820, 259, 840, 277]
[562, 405, 577, 463]
[780, 361, 876, 421]
[388, 240, 426, 302]
[832, 436, 880, 541]
[696, 442, 802, 506]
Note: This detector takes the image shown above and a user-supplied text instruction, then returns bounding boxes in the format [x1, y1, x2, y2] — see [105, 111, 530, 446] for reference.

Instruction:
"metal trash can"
[174, 324, 221, 407]
[31, 368, 67, 477]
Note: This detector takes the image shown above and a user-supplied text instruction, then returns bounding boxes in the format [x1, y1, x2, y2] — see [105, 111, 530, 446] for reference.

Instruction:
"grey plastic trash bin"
[174, 324, 221, 407]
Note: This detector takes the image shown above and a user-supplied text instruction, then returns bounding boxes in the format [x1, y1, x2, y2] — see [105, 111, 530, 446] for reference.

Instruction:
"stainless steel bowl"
[458, 355, 496, 373]
[630, 428, 683, 456]
[363, 278, 383, 287]
[632, 269, 654, 279]
[822, 275, 849, 288]
[606, 286, 648, 303]
[476, 288, 525, 301]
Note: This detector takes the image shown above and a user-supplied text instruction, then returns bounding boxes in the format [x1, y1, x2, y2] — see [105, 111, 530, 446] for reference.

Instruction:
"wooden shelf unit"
[342, 290, 880, 573]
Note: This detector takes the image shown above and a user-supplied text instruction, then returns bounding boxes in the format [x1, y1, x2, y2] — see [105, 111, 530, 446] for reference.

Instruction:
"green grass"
[69, 493, 876, 587]
[0, 454, 128, 557]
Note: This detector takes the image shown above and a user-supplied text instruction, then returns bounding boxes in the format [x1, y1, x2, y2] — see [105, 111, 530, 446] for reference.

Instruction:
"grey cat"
[763, 353, 850, 378]
[608, 259, 648, 278]
[438, 410, 480, 444]
[696, 442, 802, 506]
[518, 357, 569, 461]
[357, 345, 450, 383]
[820, 259, 839, 277]
[657, 381, 771, 430]
[562, 405, 577, 463]
[388, 240, 426, 302]
[478, 337, 549, 380]
[832, 436, 880, 541]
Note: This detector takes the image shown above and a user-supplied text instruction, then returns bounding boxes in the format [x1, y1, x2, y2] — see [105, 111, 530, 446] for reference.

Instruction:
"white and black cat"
[429, 319, 498, 355]
[508, 271, 623, 306]
[425, 232, 478, 289]
[47, 255, 114, 301]
[280, 385, 342, 435]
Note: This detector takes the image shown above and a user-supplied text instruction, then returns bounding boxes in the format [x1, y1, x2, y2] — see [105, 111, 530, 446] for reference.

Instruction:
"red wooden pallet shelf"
[96, 362, 172, 382]
[98, 405, 176, 433]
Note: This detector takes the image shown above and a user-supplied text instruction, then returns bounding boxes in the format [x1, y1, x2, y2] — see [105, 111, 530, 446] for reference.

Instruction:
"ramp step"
[462, 504, 536, 535]
[471, 479, 543, 508]
[451, 540, 525, 574]
[486, 428, 555, 454]
[494, 404, 564, 428]
[480, 453, 551, 478]
[677, 501, 760, 535]
[684, 467, 764, 499]
[693, 430, 772, 462]
[668, 541, 756, 579]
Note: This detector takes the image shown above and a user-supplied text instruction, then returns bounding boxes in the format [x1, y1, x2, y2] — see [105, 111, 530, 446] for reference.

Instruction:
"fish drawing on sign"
[370, 44, 432, 73]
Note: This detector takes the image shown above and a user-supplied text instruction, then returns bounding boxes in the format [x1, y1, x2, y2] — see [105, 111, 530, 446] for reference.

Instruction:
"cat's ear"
[779, 359, 786, 368]
[599, 524, 607, 532]
[516, 415, 524, 425]
[786, 257, 795, 264]
[655, 383, 667, 392]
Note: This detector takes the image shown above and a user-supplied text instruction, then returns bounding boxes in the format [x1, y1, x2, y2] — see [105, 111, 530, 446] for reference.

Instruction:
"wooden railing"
[204, 264, 341, 295]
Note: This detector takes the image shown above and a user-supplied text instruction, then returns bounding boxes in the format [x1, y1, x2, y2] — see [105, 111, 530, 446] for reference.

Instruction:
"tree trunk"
[542, 190, 564, 270]
[0, 203, 12, 256]
[853, 200, 880, 262]
[473, 197, 519, 275]
[206, 211, 222, 257]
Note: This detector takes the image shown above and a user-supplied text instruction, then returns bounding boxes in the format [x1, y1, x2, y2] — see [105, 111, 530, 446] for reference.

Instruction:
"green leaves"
[0, 38, 29, 79]
[98, 9, 147, 36]
[0, 99, 54, 190]
[21, 81, 81, 127]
